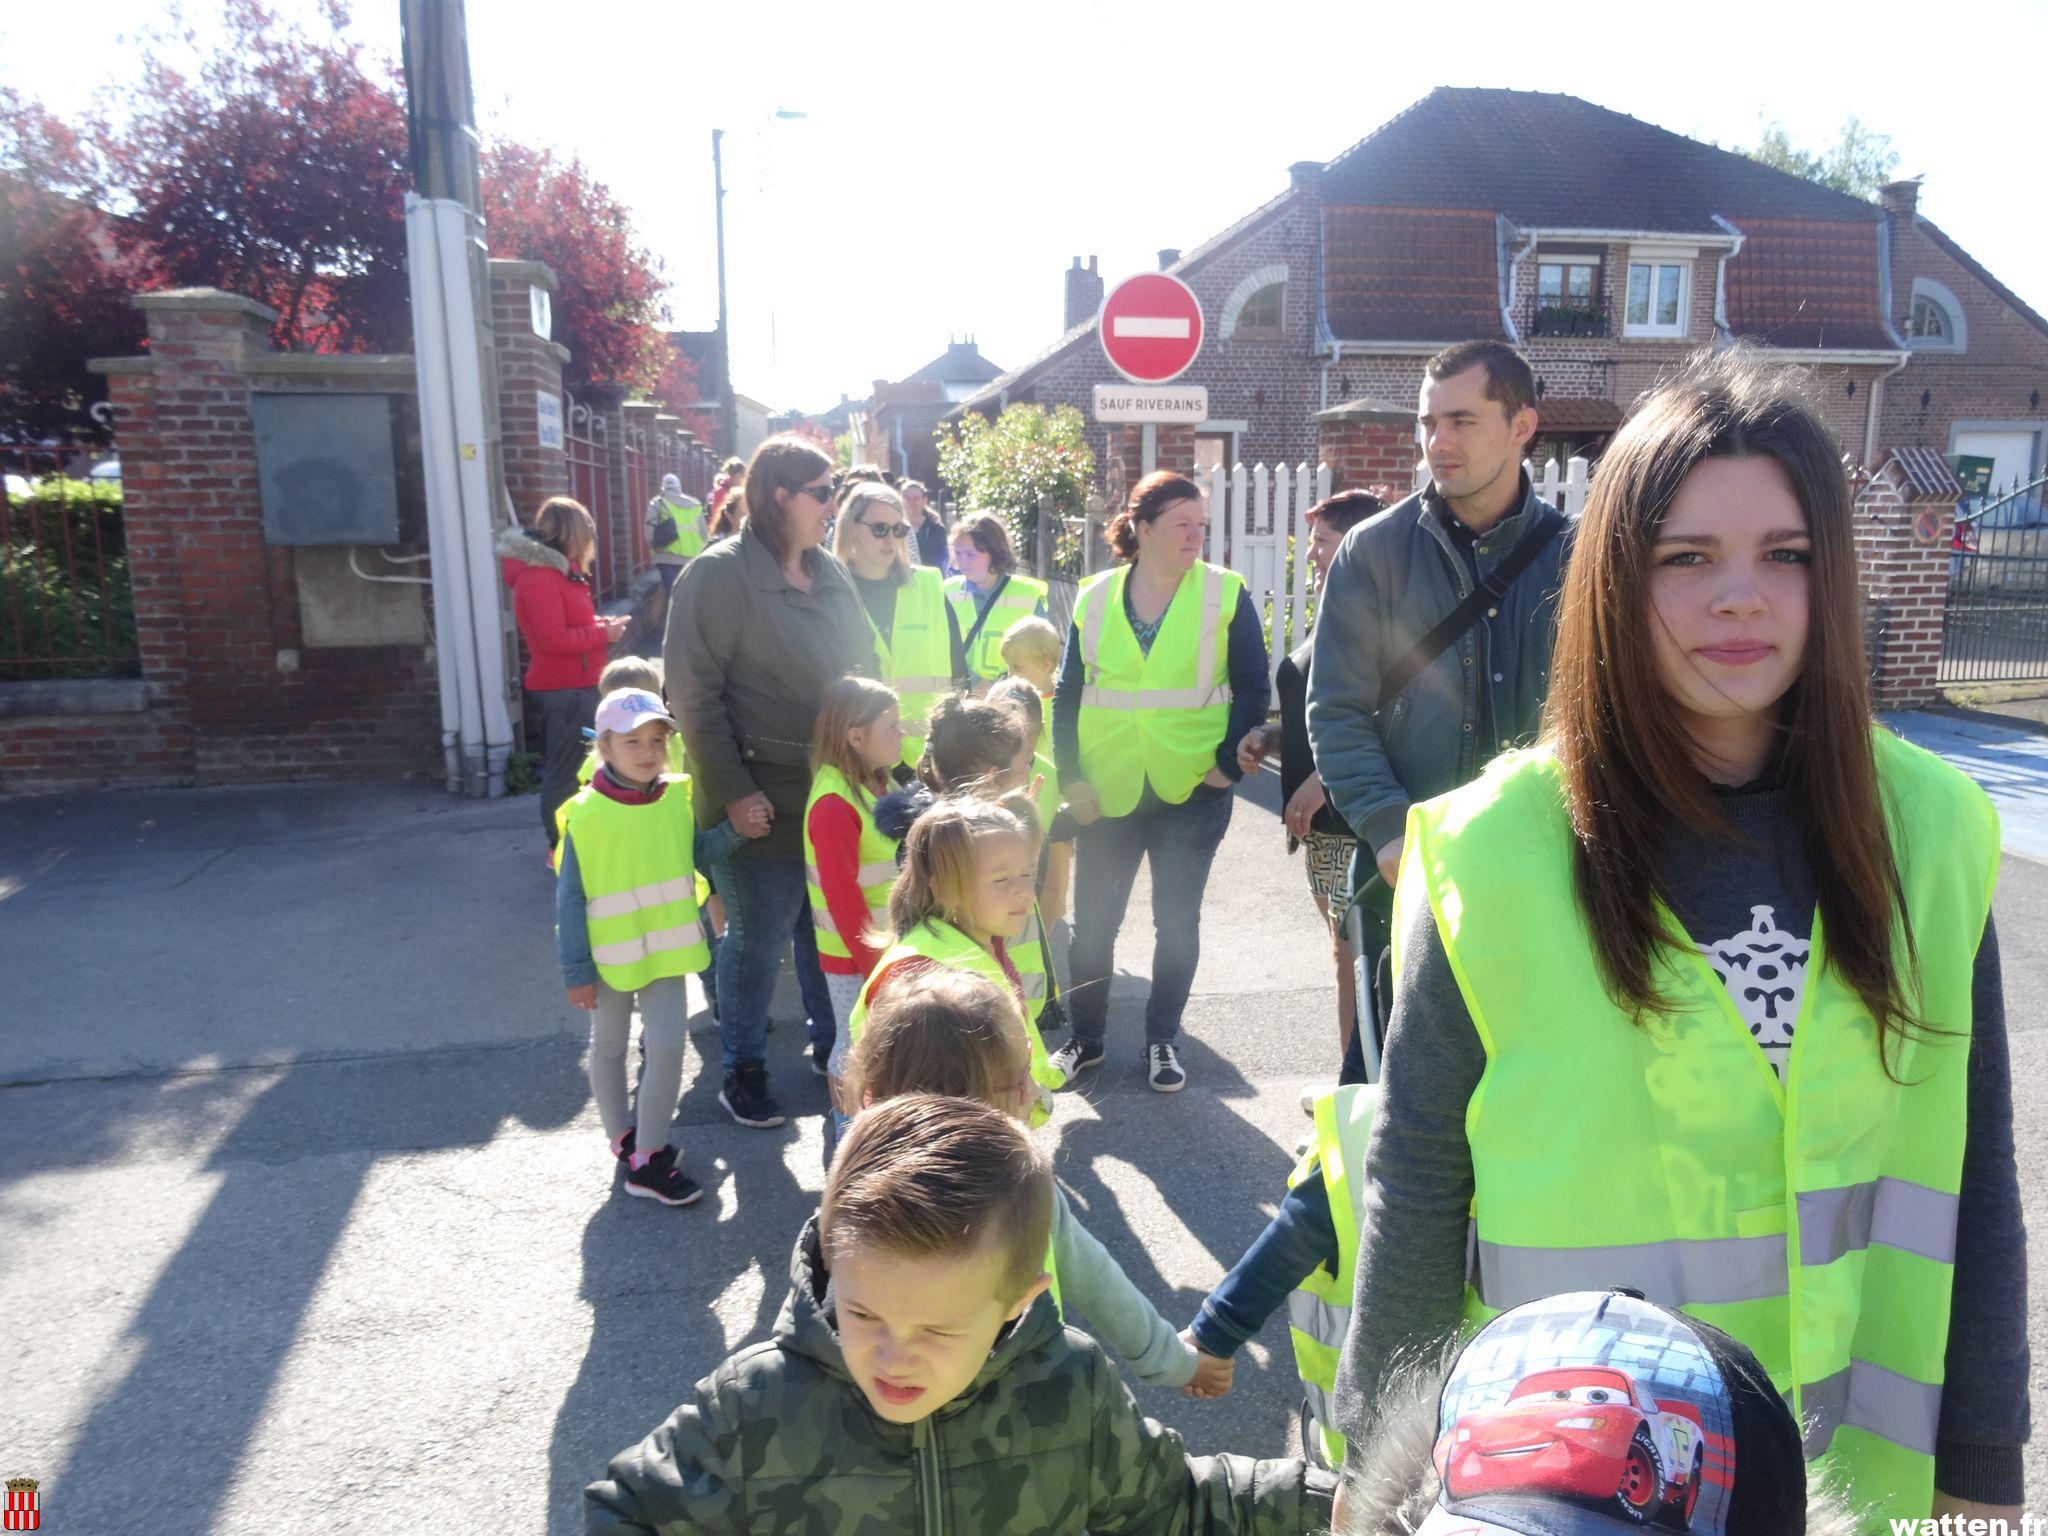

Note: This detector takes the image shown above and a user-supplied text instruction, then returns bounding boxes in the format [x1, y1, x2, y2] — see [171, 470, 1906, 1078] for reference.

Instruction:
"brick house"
[847, 339, 1005, 488]
[953, 88, 2048, 489]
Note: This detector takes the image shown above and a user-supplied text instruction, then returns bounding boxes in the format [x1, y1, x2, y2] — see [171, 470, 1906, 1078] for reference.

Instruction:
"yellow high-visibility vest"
[1073, 561, 1241, 818]
[1408, 730, 1996, 1528]
[559, 775, 711, 990]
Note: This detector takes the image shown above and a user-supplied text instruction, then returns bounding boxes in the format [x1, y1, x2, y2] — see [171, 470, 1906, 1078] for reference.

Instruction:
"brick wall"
[1878, 200, 2048, 463]
[1854, 452, 1958, 706]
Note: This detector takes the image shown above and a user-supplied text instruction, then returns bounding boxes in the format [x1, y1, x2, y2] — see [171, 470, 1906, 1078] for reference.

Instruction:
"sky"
[7, 0, 2045, 416]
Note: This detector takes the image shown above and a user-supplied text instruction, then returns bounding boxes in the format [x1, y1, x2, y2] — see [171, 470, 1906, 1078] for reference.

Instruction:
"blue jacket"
[1306, 476, 1572, 859]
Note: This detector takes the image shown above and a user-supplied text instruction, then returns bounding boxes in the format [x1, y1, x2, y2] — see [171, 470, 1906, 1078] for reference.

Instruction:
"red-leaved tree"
[650, 349, 719, 442]
[480, 142, 670, 394]
[103, 0, 412, 352]
[0, 90, 152, 439]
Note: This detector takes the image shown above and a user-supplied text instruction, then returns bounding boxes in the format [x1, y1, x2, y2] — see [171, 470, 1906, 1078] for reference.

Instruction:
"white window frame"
[1906, 276, 1967, 353]
[1623, 246, 1695, 339]
[1218, 263, 1291, 340]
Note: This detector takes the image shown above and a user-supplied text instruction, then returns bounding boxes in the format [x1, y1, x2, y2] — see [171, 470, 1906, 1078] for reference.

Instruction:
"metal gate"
[1942, 471, 2048, 683]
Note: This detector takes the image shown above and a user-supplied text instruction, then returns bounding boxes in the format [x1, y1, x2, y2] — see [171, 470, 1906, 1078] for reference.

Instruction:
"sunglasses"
[793, 482, 835, 504]
[860, 519, 911, 539]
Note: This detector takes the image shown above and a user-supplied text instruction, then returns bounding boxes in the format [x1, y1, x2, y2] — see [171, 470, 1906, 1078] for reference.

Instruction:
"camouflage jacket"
[585, 1217, 1336, 1535]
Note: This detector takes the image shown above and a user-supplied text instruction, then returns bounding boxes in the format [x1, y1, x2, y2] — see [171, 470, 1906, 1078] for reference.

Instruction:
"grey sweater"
[1333, 779, 2029, 1505]
[1054, 1187, 1199, 1389]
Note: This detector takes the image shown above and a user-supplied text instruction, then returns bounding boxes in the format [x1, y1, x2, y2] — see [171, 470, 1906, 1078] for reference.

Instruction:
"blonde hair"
[949, 510, 1018, 579]
[998, 616, 1061, 675]
[599, 655, 662, 695]
[831, 482, 912, 585]
[880, 793, 1039, 943]
[810, 675, 901, 809]
[846, 969, 1027, 1111]
[533, 496, 597, 572]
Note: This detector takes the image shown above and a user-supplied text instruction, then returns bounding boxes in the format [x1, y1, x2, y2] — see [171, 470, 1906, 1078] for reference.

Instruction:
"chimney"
[1065, 255, 1104, 331]
[1158, 248, 1181, 271]
[1878, 178, 1922, 218]
[1288, 160, 1325, 191]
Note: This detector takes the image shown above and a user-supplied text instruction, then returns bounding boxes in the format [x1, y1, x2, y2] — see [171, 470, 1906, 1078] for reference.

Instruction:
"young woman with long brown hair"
[1330, 353, 2025, 1527]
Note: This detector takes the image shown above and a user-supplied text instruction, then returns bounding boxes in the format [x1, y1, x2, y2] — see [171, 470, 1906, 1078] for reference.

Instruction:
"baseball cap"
[1415, 1290, 1807, 1536]
[593, 689, 676, 737]
[660, 473, 683, 494]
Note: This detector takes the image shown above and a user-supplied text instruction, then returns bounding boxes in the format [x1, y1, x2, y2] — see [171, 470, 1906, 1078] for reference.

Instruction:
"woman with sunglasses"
[664, 436, 879, 1132]
[831, 482, 969, 771]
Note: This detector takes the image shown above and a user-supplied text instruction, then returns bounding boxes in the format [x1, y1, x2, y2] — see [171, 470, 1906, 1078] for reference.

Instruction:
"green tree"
[1745, 116, 1900, 200]
[935, 404, 1095, 572]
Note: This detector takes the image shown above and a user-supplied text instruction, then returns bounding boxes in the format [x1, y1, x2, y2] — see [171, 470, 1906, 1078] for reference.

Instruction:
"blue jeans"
[1066, 781, 1234, 1048]
[706, 850, 833, 1073]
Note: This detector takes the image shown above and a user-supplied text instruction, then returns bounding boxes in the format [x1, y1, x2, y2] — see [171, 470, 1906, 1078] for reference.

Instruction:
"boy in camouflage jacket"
[586, 1096, 1336, 1534]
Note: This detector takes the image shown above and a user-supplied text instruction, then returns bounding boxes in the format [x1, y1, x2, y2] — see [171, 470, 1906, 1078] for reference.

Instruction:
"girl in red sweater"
[498, 497, 626, 852]
[802, 677, 907, 1121]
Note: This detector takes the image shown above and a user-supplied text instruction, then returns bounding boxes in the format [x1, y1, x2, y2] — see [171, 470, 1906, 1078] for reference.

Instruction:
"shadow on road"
[42, 1040, 587, 1532]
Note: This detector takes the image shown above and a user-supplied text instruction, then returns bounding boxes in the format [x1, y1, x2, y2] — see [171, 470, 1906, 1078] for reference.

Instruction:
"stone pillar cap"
[133, 287, 280, 323]
[1314, 396, 1413, 425]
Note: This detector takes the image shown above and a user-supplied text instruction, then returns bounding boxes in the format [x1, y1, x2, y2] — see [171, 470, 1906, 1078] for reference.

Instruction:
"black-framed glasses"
[860, 519, 911, 539]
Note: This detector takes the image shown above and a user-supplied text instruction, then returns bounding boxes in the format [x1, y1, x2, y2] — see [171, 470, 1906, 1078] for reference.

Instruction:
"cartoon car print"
[1433, 1366, 1708, 1527]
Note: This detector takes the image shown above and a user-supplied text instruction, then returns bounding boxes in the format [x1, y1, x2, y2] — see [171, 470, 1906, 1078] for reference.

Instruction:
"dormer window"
[1623, 250, 1693, 339]
[1906, 278, 1966, 352]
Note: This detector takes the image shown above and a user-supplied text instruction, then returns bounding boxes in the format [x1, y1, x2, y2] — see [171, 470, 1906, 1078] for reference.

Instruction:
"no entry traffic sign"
[1098, 272, 1204, 384]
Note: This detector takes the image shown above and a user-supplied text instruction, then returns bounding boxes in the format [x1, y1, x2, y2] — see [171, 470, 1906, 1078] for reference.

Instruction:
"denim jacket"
[1306, 476, 1572, 861]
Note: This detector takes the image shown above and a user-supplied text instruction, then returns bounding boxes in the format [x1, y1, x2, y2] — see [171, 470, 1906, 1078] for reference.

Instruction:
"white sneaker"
[1048, 1038, 1104, 1086]
[1146, 1042, 1186, 1093]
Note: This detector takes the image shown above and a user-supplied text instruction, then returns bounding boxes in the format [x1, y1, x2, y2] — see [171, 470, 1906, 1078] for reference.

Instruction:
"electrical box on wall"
[251, 393, 402, 545]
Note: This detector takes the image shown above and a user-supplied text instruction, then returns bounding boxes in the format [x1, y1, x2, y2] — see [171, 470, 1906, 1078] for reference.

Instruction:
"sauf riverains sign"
[3, 1477, 39, 1531]
[1092, 385, 1209, 424]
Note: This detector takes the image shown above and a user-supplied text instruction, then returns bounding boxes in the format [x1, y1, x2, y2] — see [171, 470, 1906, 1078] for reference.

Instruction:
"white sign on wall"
[1092, 384, 1209, 424]
[536, 391, 564, 451]
[529, 284, 553, 340]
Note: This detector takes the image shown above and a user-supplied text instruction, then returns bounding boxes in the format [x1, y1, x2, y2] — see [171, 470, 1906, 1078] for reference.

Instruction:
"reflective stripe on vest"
[870, 568, 954, 769]
[849, 917, 1058, 1128]
[946, 572, 1047, 681]
[1073, 561, 1239, 818]
[801, 763, 901, 963]
[1411, 730, 1997, 1518]
[1286, 1084, 1377, 1470]
[561, 777, 710, 991]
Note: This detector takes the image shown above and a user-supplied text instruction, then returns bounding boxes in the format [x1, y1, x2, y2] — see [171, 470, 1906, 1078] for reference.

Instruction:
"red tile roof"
[1721, 218, 1897, 350]
[1323, 207, 1507, 344]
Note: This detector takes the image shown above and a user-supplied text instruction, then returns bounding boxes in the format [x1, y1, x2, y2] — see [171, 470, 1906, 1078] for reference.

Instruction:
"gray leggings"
[586, 976, 689, 1153]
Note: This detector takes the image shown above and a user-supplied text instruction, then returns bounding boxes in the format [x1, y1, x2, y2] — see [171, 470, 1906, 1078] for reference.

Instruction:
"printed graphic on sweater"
[1699, 905, 1808, 1075]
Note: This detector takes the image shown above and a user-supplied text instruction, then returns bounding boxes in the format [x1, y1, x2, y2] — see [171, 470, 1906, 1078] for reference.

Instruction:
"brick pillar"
[1855, 449, 1962, 707]
[489, 258, 567, 525]
[1103, 423, 1198, 511]
[1314, 397, 1417, 497]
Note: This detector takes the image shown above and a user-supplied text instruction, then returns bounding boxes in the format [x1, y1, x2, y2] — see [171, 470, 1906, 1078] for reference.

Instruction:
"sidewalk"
[1887, 709, 2048, 860]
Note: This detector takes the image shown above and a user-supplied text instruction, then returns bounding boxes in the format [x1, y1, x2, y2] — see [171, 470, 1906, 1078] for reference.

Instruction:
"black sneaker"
[1048, 1037, 1104, 1087]
[720, 1062, 786, 1128]
[1146, 1042, 1186, 1093]
[623, 1145, 703, 1206]
[810, 1040, 832, 1078]
[611, 1126, 636, 1163]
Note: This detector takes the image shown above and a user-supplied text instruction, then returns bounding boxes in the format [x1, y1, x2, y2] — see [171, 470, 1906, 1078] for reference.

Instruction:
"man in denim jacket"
[1306, 341, 1572, 1077]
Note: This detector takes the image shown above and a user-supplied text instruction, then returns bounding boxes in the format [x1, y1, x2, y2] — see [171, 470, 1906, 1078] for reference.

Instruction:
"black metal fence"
[2, 445, 138, 682]
[1942, 473, 2048, 683]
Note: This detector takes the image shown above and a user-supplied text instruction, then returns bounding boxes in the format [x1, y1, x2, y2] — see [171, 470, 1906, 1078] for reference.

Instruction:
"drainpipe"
[1863, 218, 1914, 468]
[1501, 220, 1536, 344]
[1709, 215, 1747, 346]
[1319, 332, 1341, 412]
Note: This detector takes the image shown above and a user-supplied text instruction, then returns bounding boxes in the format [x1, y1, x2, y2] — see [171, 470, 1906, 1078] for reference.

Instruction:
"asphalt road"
[0, 760, 2042, 1534]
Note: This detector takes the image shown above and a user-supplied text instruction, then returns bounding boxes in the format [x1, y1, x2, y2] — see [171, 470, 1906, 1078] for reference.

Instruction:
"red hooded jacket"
[498, 528, 608, 691]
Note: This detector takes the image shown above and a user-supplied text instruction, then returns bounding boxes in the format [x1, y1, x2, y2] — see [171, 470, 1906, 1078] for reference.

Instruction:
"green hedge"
[1, 477, 139, 681]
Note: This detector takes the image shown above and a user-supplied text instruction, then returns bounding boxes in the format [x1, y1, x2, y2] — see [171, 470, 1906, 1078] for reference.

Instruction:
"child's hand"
[565, 984, 597, 1011]
[1235, 725, 1273, 777]
[1178, 1329, 1235, 1398]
